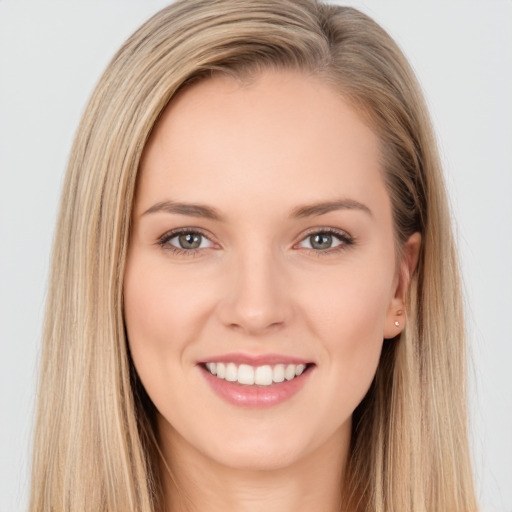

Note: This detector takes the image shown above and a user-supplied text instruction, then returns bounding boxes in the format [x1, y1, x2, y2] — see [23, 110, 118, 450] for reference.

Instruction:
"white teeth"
[205, 362, 308, 386]
[254, 365, 273, 386]
[238, 364, 255, 385]
[295, 364, 306, 376]
[216, 362, 226, 379]
[272, 364, 285, 383]
[225, 362, 237, 382]
[285, 364, 296, 381]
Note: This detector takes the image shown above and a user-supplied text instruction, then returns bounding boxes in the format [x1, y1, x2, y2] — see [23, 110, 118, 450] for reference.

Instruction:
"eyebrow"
[142, 200, 223, 220]
[142, 198, 372, 220]
[291, 199, 373, 218]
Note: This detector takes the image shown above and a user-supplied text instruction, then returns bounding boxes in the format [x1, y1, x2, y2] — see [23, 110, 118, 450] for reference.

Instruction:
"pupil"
[179, 233, 201, 249]
[311, 234, 332, 250]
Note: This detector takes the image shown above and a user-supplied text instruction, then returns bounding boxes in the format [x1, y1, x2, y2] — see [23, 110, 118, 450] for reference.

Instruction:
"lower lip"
[200, 365, 313, 408]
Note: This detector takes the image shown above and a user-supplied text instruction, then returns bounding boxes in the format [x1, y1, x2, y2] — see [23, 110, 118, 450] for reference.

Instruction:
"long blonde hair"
[31, 1, 477, 510]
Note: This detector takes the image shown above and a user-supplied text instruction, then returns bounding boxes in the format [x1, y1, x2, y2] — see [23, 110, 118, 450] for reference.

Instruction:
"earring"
[395, 309, 403, 328]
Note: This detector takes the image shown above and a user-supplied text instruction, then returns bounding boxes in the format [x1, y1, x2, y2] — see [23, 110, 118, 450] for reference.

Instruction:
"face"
[124, 70, 415, 471]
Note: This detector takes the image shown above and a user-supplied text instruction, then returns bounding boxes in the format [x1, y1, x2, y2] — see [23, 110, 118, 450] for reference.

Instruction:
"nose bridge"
[217, 242, 291, 334]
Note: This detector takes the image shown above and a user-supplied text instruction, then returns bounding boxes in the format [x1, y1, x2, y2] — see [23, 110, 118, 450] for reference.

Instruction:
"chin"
[207, 441, 305, 472]
[196, 423, 325, 472]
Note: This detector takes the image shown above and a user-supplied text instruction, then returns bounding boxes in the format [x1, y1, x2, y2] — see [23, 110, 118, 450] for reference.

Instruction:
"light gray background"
[1, 1, 511, 511]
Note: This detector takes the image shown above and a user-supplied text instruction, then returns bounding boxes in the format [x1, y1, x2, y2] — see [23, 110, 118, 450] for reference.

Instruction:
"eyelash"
[157, 227, 355, 257]
[296, 227, 355, 255]
[157, 227, 214, 257]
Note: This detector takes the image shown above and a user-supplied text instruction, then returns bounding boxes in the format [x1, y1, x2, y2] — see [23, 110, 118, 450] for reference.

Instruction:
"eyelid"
[157, 227, 218, 254]
[156, 226, 354, 256]
[293, 227, 354, 251]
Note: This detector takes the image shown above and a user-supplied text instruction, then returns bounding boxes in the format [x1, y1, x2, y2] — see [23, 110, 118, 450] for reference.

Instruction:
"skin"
[124, 70, 420, 512]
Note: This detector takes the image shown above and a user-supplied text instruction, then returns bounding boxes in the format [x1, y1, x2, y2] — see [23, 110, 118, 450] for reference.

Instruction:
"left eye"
[298, 231, 347, 251]
[167, 231, 213, 250]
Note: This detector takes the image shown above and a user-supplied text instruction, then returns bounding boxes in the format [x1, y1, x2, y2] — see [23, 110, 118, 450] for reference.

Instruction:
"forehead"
[137, 70, 388, 219]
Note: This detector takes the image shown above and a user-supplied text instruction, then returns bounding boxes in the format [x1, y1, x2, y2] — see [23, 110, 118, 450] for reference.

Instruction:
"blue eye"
[172, 232, 206, 249]
[158, 227, 353, 256]
[160, 230, 214, 253]
[297, 229, 352, 251]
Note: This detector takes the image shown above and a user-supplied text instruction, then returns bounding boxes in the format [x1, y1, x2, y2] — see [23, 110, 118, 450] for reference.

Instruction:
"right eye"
[159, 229, 215, 255]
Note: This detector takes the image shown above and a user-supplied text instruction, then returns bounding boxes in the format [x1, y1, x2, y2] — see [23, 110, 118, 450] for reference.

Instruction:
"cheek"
[300, 261, 393, 343]
[124, 253, 212, 345]
[122, 254, 212, 405]
[296, 261, 394, 407]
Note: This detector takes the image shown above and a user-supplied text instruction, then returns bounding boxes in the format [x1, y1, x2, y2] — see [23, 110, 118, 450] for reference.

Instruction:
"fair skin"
[124, 70, 420, 512]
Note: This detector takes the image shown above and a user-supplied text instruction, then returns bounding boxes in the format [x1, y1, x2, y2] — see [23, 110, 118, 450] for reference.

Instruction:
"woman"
[30, 0, 478, 510]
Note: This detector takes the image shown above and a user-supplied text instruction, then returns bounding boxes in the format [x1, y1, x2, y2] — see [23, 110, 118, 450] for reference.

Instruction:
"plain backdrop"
[0, 1, 511, 511]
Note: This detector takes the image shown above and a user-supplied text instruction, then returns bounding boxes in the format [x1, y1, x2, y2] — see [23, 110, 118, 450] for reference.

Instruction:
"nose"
[216, 247, 293, 336]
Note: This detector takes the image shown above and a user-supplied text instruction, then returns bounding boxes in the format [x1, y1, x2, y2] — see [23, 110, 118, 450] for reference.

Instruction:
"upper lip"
[198, 353, 313, 366]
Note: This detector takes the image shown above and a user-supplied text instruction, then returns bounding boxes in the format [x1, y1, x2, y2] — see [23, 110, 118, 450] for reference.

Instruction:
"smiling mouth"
[202, 362, 312, 386]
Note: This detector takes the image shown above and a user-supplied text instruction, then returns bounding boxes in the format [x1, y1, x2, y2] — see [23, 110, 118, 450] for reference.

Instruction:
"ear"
[383, 232, 421, 339]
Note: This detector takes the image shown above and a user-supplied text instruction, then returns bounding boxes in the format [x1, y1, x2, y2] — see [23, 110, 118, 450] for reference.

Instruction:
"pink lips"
[198, 353, 314, 408]
[200, 353, 311, 366]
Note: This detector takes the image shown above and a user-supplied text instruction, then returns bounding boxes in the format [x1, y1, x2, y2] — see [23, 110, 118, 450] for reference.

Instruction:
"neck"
[158, 418, 351, 512]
